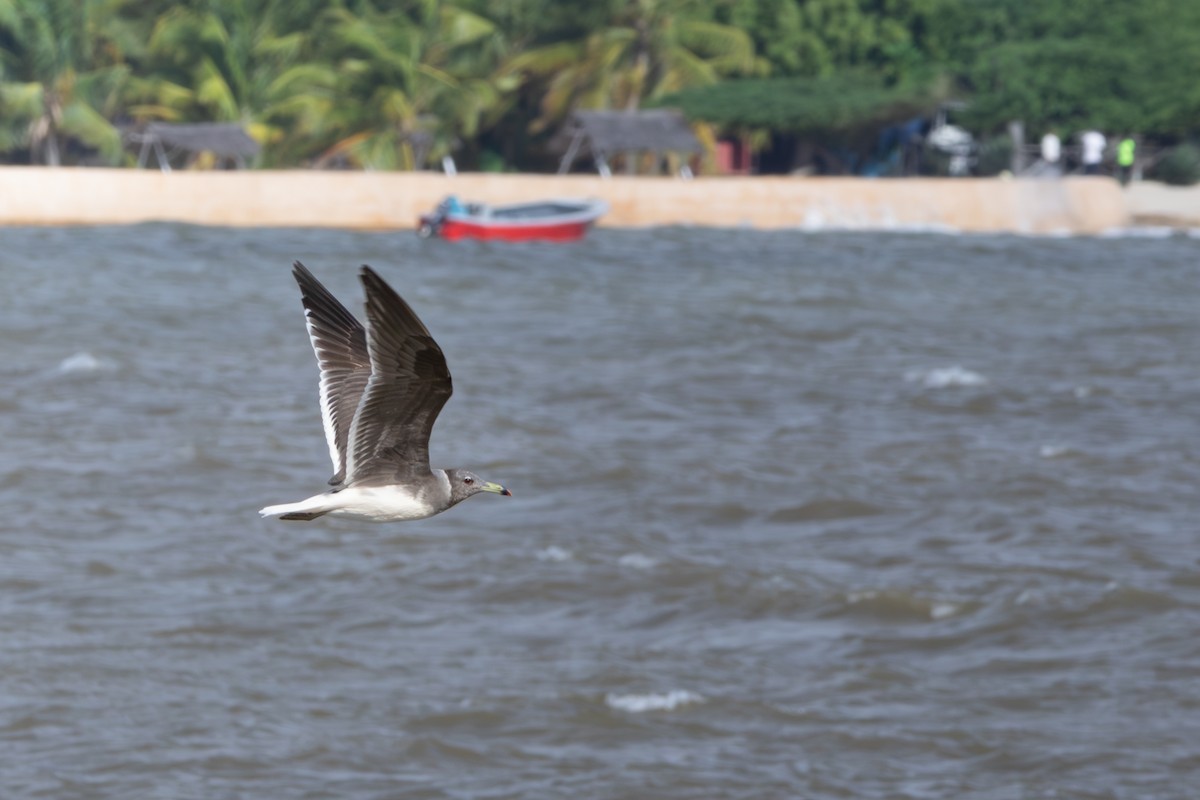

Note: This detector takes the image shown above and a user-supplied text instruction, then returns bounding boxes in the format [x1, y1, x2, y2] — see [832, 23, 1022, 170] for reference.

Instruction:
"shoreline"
[0, 167, 1141, 234]
[1123, 182, 1200, 229]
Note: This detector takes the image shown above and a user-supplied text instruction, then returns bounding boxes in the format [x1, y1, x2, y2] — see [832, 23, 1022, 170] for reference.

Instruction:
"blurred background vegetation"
[0, 0, 1196, 176]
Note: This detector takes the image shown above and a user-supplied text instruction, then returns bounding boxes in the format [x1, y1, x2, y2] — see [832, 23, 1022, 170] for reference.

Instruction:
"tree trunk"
[792, 139, 813, 174]
[623, 19, 651, 175]
[45, 132, 60, 167]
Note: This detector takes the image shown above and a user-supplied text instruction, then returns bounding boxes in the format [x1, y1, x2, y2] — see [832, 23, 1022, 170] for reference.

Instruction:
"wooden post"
[558, 129, 585, 174]
[1008, 120, 1025, 175]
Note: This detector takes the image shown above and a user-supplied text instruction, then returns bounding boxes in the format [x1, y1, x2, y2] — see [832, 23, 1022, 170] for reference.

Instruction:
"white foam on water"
[1039, 445, 1073, 459]
[800, 207, 961, 235]
[1099, 226, 1177, 239]
[57, 351, 107, 374]
[618, 553, 657, 570]
[1015, 588, 1042, 606]
[930, 602, 959, 620]
[904, 366, 988, 389]
[535, 546, 572, 562]
[605, 690, 704, 713]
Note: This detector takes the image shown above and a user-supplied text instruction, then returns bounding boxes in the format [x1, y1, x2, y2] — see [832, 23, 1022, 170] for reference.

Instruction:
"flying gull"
[260, 262, 511, 522]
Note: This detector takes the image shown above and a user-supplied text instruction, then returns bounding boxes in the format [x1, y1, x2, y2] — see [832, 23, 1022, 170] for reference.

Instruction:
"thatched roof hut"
[558, 110, 701, 175]
[126, 123, 260, 171]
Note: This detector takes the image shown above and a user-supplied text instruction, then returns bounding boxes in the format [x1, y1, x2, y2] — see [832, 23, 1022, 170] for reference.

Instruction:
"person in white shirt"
[1040, 130, 1062, 176]
[1080, 130, 1107, 175]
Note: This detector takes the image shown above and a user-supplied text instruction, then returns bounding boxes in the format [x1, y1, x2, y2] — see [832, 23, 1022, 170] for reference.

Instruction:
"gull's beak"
[482, 481, 512, 497]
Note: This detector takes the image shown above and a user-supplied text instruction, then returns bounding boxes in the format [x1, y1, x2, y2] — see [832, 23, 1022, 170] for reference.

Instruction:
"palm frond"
[504, 42, 582, 76]
[60, 97, 121, 160]
[0, 81, 44, 117]
[438, 6, 495, 47]
[195, 58, 239, 119]
[676, 20, 755, 74]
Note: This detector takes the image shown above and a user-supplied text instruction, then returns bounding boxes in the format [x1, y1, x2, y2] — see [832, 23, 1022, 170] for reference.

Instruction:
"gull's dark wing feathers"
[344, 265, 452, 485]
[292, 261, 371, 486]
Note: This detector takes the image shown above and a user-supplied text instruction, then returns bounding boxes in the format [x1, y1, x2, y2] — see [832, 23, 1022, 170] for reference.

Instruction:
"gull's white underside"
[260, 471, 451, 522]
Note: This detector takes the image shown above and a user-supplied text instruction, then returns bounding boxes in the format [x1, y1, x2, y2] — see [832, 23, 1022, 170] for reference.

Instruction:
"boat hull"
[433, 218, 594, 242]
[419, 198, 606, 242]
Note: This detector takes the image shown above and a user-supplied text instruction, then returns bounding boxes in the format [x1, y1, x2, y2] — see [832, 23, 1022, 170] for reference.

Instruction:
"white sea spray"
[57, 351, 107, 374]
[904, 366, 988, 388]
[605, 690, 704, 713]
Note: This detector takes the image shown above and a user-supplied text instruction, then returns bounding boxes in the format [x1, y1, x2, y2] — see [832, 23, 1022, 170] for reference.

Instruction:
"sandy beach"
[1123, 181, 1200, 228]
[0, 167, 1140, 234]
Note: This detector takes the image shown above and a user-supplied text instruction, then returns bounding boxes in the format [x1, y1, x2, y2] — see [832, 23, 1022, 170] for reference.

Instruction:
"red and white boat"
[418, 196, 608, 242]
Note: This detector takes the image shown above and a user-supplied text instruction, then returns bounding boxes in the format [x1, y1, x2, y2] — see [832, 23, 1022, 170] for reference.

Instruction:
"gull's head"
[446, 468, 512, 506]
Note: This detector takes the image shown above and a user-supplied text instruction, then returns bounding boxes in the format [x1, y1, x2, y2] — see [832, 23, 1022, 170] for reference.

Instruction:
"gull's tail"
[259, 498, 332, 522]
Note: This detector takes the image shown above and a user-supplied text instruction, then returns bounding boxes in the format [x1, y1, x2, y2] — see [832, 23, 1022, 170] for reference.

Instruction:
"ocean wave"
[535, 546, 573, 562]
[605, 690, 704, 713]
[904, 366, 988, 389]
[56, 351, 110, 374]
[618, 553, 658, 570]
[844, 589, 965, 622]
[1099, 226, 1178, 239]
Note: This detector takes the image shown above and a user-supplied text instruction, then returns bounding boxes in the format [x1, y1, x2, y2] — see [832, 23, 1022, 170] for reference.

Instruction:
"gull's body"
[260, 262, 509, 522]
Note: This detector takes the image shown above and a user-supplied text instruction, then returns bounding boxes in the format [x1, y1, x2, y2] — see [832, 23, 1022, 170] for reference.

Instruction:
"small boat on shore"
[418, 196, 607, 242]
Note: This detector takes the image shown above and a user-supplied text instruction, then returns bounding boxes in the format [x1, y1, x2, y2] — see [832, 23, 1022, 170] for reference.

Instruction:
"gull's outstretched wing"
[344, 265, 452, 486]
[292, 261, 371, 486]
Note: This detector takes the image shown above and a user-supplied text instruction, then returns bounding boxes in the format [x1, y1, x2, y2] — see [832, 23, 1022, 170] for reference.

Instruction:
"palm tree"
[123, 0, 330, 166]
[506, 0, 759, 134]
[288, 3, 514, 170]
[126, 2, 513, 170]
[0, 0, 140, 165]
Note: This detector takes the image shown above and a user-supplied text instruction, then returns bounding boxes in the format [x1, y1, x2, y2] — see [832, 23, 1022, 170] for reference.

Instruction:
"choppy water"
[2, 225, 1199, 799]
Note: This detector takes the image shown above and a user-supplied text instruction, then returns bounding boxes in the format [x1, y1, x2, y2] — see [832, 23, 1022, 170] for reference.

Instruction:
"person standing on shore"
[1080, 130, 1107, 175]
[1040, 129, 1062, 176]
[1117, 136, 1136, 184]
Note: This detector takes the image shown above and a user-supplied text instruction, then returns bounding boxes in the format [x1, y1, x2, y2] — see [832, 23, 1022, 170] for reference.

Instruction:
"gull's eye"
[463, 476, 474, 485]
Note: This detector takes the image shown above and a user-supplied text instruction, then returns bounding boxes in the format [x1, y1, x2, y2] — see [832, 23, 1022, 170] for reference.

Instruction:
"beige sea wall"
[0, 167, 1128, 234]
[1123, 182, 1200, 228]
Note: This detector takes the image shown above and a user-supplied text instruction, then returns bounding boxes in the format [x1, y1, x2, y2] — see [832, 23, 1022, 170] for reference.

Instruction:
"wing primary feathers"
[342, 266, 453, 485]
[291, 261, 371, 485]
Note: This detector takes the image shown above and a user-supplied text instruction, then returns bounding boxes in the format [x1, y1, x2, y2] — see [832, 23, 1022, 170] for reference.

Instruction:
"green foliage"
[297, 4, 514, 169]
[505, 0, 757, 135]
[932, 0, 1200, 138]
[959, 39, 1142, 134]
[1148, 144, 1200, 187]
[0, 0, 135, 164]
[722, 0, 952, 81]
[0, 0, 1195, 169]
[662, 72, 941, 135]
[461, 0, 616, 47]
[973, 133, 1012, 177]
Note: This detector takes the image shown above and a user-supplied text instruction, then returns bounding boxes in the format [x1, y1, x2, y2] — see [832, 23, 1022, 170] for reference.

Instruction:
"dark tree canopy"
[933, 0, 1200, 138]
[661, 73, 942, 136]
